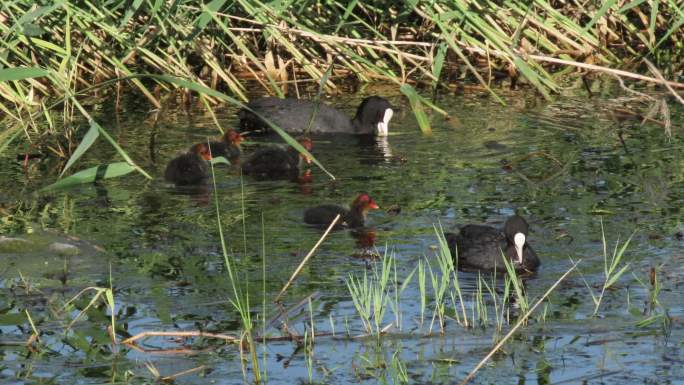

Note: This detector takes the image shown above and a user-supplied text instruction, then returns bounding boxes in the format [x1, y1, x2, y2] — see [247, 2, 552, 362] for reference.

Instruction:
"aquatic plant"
[633, 267, 671, 334]
[433, 225, 469, 328]
[501, 251, 530, 316]
[459, 260, 580, 385]
[425, 243, 452, 334]
[345, 248, 396, 336]
[208, 160, 262, 383]
[3, 0, 684, 184]
[579, 218, 634, 317]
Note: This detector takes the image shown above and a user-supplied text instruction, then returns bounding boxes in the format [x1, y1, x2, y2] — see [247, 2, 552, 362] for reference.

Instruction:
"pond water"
[1, 88, 683, 384]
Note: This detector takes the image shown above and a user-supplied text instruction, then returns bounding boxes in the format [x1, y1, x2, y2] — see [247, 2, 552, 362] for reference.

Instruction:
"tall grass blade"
[432, 42, 448, 91]
[60, 121, 99, 177]
[305, 64, 334, 134]
[41, 162, 136, 191]
[120, 0, 145, 28]
[648, 1, 658, 48]
[208, 153, 261, 382]
[400, 84, 431, 134]
[0, 67, 49, 81]
[193, 0, 230, 36]
[580, 0, 618, 36]
[334, 0, 359, 33]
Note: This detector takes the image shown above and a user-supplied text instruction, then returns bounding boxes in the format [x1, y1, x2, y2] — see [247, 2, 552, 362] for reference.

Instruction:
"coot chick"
[241, 137, 313, 179]
[239, 96, 393, 136]
[444, 215, 540, 273]
[208, 129, 243, 163]
[164, 143, 212, 185]
[304, 193, 379, 228]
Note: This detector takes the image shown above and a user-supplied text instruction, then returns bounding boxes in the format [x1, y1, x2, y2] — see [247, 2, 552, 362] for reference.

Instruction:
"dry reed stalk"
[122, 330, 238, 345]
[274, 214, 341, 302]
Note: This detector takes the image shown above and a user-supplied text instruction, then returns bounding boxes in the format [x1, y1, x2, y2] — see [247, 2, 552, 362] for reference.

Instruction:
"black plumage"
[444, 215, 540, 272]
[304, 193, 379, 229]
[241, 137, 312, 179]
[164, 143, 211, 186]
[239, 96, 393, 136]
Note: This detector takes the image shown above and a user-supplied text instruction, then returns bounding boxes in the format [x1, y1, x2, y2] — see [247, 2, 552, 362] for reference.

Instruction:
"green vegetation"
[2, 1, 684, 187]
[577, 218, 634, 316]
[1, 2, 682, 383]
[209, 161, 263, 382]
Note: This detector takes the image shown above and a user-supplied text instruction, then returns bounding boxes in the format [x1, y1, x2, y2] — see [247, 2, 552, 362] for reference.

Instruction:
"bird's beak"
[368, 200, 379, 210]
[376, 108, 393, 137]
[514, 232, 525, 264]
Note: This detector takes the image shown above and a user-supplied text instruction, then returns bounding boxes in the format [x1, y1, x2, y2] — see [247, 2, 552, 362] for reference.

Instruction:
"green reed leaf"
[60, 120, 99, 177]
[400, 84, 431, 134]
[0, 67, 49, 81]
[42, 162, 137, 191]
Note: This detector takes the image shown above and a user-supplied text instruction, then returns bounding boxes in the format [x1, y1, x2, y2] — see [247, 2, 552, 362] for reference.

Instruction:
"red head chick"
[352, 193, 379, 212]
[191, 143, 212, 161]
[297, 137, 313, 165]
[225, 129, 243, 146]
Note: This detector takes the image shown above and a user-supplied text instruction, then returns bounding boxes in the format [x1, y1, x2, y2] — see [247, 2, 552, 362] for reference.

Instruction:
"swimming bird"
[304, 193, 380, 228]
[238, 96, 394, 136]
[164, 143, 212, 185]
[241, 137, 313, 179]
[444, 215, 540, 272]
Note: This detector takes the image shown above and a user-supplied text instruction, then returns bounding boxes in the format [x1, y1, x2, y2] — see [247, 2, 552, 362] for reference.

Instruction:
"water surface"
[1, 90, 683, 384]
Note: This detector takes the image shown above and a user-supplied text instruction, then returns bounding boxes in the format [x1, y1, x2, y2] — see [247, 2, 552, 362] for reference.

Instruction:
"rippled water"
[1, 90, 683, 384]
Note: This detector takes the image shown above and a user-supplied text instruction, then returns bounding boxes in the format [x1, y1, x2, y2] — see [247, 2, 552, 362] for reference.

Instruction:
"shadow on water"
[0, 91, 683, 384]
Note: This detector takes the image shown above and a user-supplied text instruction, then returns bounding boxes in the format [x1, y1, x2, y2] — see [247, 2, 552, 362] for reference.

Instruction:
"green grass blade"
[334, 0, 358, 33]
[617, 0, 647, 13]
[305, 64, 334, 134]
[0, 67, 49, 81]
[41, 162, 136, 191]
[13, 3, 61, 29]
[432, 42, 447, 90]
[120, 0, 144, 28]
[580, 0, 618, 36]
[400, 84, 431, 134]
[605, 263, 631, 289]
[512, 56, 552, 99]
[61, 94, 151, 179]
[210, 156, 231, 166]
[191, 0, 228, 39]
[60, 120, 99, 177]
[654, 2, 684, 50]
[648, 0, 658, 47]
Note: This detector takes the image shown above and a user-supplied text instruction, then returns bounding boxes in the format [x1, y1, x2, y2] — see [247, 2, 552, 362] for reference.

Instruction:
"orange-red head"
[297, 137, 313, 165]
[225, 130, 243, 145]
[352, 193, 379, 211]
[191, 143, 212, 161]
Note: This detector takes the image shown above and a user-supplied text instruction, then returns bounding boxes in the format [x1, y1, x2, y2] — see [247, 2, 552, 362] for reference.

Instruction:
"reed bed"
[2, 1, 684, 185]
[3, 1, 684, 124]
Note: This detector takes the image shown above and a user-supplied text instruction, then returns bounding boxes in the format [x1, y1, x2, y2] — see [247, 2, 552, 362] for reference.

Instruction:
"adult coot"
[444, 215, 540, 273]
[208, 129, 243, 163]
[241, 137, 313, 179]
[304, 193, 379, 228]
[239, 96, 393, 136]
[164, 143, 212, 185]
